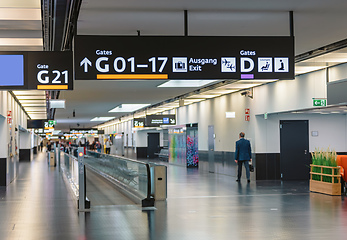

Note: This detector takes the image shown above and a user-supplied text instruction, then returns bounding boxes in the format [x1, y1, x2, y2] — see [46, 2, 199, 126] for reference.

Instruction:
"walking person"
[235, 132, 252, 183]
[46, 140, 52, 152]
[96, 141, 102, 153]
[105, 139, 112, 154]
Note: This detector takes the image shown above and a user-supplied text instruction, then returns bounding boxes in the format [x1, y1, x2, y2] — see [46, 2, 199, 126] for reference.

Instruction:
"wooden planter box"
[310, 164, 341, 196]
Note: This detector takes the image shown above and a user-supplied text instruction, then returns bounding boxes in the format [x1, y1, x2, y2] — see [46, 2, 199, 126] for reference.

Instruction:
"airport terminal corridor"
[0, 152, 346, 239]
[2, 1, 347, 239]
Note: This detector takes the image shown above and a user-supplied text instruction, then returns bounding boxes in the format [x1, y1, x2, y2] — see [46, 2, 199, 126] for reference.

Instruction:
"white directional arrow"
[80, 57, 92, 73]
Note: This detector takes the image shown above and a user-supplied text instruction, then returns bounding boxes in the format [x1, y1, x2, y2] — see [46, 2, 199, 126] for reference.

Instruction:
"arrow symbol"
[80, 57, 92, 73]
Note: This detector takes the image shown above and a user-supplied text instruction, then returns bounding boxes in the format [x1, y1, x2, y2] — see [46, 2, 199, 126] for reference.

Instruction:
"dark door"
[147, 133, 160, 158]
[280, 120, 309, 180]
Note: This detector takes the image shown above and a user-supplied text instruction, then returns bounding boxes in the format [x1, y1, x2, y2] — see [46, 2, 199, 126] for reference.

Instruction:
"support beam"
[289, 11, 294, 37]
[184, 10, 188, 37]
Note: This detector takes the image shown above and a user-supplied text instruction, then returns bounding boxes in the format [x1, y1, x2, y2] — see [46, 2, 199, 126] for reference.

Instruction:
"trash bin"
[151, 164, 167, 201]
[49, 151, 56, 167]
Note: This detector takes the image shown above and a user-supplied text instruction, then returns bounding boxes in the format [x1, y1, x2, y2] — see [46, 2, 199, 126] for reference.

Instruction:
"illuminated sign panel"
[74, 36, 294, 80]
[146, 115, 176, 127]
[0, 51, 73, 90]
[133, 118, 145, 128]
[27, 52, 73, 90]
[69, 129, 104, 134]
[0, 55, 24, 86]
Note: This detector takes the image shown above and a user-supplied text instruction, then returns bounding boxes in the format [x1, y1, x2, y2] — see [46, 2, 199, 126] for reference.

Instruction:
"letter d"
[240, 58, 254, 72]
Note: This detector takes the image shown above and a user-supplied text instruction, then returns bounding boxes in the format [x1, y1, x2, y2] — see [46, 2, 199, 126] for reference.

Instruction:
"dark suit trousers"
[237, 160, 250, 180]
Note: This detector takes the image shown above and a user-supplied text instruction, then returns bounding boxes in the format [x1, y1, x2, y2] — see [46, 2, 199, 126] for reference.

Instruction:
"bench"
[155, 149, 169, 161]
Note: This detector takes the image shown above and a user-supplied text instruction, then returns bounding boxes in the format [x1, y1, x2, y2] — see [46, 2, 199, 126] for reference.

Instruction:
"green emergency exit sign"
[48, 120, 57, 125]
[313, 99, 326, 107]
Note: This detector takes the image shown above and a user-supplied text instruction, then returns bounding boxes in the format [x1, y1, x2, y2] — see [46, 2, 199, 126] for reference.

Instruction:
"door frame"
[280, 120, 309, 180]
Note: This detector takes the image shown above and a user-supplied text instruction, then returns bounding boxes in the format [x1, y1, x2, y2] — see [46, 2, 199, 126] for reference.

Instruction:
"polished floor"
[1, 151, 347, 240]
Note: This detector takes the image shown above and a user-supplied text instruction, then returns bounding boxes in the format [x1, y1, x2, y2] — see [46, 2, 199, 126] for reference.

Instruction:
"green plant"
[311, 147, 338, 183]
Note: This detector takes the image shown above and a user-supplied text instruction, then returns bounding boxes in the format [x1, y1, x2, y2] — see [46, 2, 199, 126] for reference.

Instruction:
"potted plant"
[310, 148, 341, 196]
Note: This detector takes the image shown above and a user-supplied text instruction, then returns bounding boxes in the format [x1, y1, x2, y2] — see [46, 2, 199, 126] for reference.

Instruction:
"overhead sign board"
[0, 51, 73, 90]
[133, 118, 145, 128]
[146, 114, 176, 127]
[69, 129, 104, 134]
[74, 36, 294, 80]
[27, 119, 47, 129]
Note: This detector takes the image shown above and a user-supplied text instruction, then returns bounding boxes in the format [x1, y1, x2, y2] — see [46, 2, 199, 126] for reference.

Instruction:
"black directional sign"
[27, 52, 73, 90]
[0, 51, 73, 90]
[74, 36, 294, 80]
[145, 115, 176, 127]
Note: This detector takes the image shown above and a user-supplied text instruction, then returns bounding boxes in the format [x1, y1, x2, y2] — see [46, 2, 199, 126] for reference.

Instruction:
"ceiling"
[3, 0, 347, 130]
[54, 0, 347, 131]
[0, 0, 46, 119]
[0, 0, 42, 51]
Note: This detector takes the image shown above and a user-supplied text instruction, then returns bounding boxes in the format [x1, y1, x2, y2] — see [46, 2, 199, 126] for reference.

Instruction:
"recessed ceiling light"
[157, 80, 217, 88]
[108, 104, 150, 113]
[0, 8, 41, 21]
[50, 99, 65, 109]
[187, 94, 219, 99]
[0, 38, 42, 46]
[238, 79, 278, 83]
[90, 117, 115, 122]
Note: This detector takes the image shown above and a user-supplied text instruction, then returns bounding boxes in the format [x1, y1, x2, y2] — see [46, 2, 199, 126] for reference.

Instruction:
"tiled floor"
[1, 151, 347, 240]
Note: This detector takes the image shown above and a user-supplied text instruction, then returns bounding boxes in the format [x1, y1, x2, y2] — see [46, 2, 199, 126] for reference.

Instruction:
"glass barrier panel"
[84, 150, 148, 199]
[60, 150, 79, 197]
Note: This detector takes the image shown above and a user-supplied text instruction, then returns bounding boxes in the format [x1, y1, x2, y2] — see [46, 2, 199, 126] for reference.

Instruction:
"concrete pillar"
[0, 116, 8, 186]
[19, 131, 31, 161]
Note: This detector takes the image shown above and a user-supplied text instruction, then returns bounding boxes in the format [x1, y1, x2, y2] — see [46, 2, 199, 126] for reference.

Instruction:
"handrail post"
[78, 147, 86, 211]
[58, 143, 61, 172]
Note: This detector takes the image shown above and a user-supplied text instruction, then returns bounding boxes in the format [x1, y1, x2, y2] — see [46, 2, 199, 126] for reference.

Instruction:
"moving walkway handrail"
[82, 149, 153, 204]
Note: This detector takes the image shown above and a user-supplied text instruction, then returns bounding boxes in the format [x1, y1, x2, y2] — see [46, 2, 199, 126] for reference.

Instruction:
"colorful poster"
[168, 128, 186, 166]
[186, 127, 198, 168]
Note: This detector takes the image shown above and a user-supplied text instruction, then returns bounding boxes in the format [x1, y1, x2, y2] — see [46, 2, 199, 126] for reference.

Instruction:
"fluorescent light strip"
[21, 104, 46, 107]
[109, 104, 150, 113]
[13, 90, 45, 95]
[0, 38, 42, 46]
[90, 117, 116, 122]
[0, 8, 41, 20]
[158, 80, 218, 88]
[187, 94, 220, 99]
[16, 96, 46, 100]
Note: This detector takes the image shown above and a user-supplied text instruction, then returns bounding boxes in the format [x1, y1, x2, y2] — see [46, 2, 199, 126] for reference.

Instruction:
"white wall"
[176, 66, 347, 153]
[0, 116, 7, 158]
[329, 62, 347, 82]
[134, 129, 163, 147]
[97, 63, 347, 154]
[255, 113, 347, 153]
[19, 131, 31, 149]
[0, 91, 30, 158]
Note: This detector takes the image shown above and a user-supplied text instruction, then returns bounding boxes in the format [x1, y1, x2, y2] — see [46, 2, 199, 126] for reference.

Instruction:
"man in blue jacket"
[235, 132, 252, 183]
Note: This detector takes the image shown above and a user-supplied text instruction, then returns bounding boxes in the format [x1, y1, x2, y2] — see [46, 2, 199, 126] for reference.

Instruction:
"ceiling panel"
[13, 90, 47, 119]
[58, 0, 347, 130]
